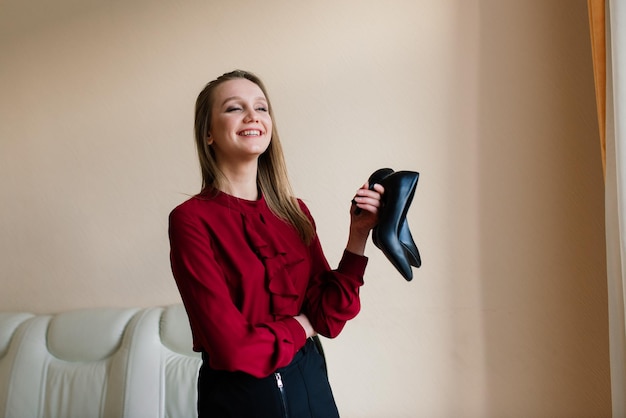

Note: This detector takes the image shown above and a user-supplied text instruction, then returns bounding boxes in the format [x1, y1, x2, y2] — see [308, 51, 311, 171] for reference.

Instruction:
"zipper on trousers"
[274, 372, 289, 418]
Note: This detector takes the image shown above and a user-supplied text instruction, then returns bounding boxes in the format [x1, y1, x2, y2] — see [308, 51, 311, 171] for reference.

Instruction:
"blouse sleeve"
[300, 202, 368, 338]
[168, 205, 307, 378]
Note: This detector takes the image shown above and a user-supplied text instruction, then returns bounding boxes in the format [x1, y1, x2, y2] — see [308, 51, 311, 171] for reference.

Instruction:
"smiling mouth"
[238, 129, 263, 136]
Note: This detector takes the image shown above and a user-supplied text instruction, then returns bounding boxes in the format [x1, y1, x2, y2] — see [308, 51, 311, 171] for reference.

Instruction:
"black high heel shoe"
[360, 168, 421, 281]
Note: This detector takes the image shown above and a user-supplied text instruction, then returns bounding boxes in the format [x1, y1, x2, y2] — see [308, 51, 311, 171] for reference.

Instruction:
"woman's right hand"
[294, 314, 317, 338]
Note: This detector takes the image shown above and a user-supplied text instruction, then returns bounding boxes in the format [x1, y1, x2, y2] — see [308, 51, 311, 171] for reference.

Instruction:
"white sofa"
[0, 304, 201, 418]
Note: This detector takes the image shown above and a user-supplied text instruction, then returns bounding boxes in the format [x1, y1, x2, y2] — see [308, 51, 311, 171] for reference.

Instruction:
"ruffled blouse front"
[240, 206, 304, 317]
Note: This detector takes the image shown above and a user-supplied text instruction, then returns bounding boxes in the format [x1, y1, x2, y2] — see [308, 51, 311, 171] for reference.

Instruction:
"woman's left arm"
[301, 183, 383, 338]
[346, 183, 384, 255]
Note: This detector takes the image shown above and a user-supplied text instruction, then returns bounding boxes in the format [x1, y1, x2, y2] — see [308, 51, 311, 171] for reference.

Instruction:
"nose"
[243, 109, 259, 123]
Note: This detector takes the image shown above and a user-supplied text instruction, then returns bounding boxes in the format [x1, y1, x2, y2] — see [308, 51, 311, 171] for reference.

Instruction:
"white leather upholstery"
[0, 305, 201, 418]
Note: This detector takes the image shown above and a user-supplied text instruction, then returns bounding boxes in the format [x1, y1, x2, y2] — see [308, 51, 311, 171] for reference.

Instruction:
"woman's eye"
[256, 107, 268, 112]
[226, 107, 242, 112]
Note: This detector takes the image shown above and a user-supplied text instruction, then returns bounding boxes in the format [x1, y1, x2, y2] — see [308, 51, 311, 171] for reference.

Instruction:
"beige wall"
[0, 0, 610, 416]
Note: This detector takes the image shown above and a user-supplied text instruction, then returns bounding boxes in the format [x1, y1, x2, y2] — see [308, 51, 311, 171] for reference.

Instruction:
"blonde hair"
[194, 70, 315, 244]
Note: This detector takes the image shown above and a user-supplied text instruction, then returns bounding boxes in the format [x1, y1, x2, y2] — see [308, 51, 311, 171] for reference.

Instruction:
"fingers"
[371, 183, 385, 194]
[352, 183, 384, 213]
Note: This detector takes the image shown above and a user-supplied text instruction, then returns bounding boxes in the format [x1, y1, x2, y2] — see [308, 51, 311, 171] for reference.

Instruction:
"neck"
[217, 161, 259, 200]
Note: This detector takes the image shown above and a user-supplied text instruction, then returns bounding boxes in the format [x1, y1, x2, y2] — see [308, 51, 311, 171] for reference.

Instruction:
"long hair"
[194, 70, 315, 244]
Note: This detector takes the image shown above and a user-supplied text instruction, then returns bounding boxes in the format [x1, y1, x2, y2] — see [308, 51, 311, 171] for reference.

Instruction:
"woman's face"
[208, 78, 273, 167]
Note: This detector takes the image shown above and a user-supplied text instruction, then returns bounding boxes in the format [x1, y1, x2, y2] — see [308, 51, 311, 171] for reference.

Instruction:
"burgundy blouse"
[168, 190, 367, 378]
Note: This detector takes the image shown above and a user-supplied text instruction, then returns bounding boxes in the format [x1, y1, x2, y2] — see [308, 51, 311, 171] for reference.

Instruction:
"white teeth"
[240, 130, 261, 136]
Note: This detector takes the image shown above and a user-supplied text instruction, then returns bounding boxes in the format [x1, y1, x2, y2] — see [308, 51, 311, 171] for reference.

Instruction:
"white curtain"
[607, 1, 626, 416]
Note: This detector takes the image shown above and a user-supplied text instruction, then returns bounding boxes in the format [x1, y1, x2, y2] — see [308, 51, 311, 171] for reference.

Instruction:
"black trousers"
[198, 338, 340, 418]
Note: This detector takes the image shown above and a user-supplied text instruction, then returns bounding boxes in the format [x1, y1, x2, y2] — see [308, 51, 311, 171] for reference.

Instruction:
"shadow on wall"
[476, 1, 610, 417]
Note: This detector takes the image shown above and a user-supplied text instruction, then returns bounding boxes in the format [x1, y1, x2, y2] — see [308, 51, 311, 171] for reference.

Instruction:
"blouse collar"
[198, 188, 266, 213]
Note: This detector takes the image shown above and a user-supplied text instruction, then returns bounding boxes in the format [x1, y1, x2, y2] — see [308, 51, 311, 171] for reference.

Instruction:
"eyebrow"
[220, 96, 268, 106]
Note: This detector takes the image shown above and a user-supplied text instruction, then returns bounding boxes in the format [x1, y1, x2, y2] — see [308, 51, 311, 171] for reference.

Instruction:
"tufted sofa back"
[0, 305, 201, 418]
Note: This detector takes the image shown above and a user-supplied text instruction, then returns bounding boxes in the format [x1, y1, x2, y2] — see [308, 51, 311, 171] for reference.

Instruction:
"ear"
[207, 133, 213, 145]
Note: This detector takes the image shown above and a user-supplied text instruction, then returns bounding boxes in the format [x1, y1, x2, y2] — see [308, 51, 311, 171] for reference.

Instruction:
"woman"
[169, 70, 384, 417]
